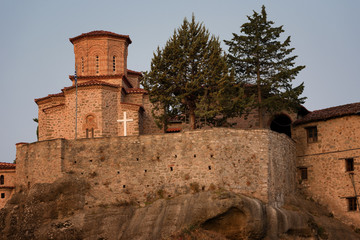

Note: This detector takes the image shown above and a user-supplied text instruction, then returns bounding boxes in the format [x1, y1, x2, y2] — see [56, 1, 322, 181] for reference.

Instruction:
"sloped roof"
[0, 162, 16, 170]
[34, 92, 65, 104]
[166, 127, 182, 133]
[293, 102, 360, 126]
[127, 69, 142, 76]
[62, 80, 119, 91]
[68, 74, 133, 88]
[125, 88, 147, 94]
[69, 30, 132, 44]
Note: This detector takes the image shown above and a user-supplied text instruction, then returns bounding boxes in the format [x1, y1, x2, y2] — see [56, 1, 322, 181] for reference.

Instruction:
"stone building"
[0, 162, 16, 209]
[293, 102, 360, 226]
[11, 30, 360, 228]
[35, 31, 161, 141]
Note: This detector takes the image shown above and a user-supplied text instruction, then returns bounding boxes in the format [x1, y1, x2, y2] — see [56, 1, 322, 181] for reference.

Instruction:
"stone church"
[35, 31, 161, 141]
[4, 30, 360, 229]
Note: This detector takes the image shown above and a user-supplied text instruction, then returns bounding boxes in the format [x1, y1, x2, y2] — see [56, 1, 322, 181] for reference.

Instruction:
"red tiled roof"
[69, 74, 133, 88]
[166, 127, 182, 133]
[63, 80, 119, 91]
[0, 162, 16, 170]
[127, 69, 142, 76]
[35, 93, 63, 103]
[69, 30, 132, 44]
[125, 88, 148, 94]
[293, 102, 360, 126]
[35, 92, 64, 103]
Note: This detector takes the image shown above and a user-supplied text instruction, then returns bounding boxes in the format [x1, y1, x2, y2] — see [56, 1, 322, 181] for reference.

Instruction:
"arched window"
[84, 114, 96, 138]
[0, 175, 4, 185]
[113, 56, 116, 72]
[86, 128, 94, 138]
[81, 57, 84, 72]
[95, 55, 99, 74]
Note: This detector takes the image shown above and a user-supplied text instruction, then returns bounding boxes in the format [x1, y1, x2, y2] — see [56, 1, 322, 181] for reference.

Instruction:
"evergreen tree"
[142, 15, 247, 130]
[225, 5, 306, 128]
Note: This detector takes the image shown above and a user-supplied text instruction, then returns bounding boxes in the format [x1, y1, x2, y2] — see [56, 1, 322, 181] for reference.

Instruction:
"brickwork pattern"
[73, 37, 128, 77]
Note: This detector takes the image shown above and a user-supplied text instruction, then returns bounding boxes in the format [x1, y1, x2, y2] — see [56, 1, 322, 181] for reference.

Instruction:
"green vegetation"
[225, 5, 305, 127]
[142, 15, 248, 130]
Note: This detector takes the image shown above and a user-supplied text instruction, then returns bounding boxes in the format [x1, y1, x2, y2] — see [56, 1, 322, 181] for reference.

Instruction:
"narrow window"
[86, 128, 94, 138]
[346, 158, 354, 172]
[81, 57, 84, 72]
[95, 55, 99, 74]
[347, 197, 357, 211]
[306, 126, 318, 143]
[113, 56, 116, 72]
[300, 167, 308, 180]
[1, 193, 4, 199]
[0, 175, 4, 185]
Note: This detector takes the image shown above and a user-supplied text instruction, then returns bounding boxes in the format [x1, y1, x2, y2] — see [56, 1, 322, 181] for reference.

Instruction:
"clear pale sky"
[0, 0, 359, 163]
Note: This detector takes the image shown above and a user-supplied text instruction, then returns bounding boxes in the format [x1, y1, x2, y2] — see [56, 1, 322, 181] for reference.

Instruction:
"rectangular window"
[346, 158, 354, 172]
[306, 126, 318, 143]
[347, 197, 357, 211]
[1, 193, 4, 199]
[299, 167, 308, 180]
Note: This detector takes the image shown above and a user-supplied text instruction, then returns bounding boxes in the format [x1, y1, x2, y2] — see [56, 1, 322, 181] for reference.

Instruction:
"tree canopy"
[142, 15, 247, 130]
[224, 5, 306, 128]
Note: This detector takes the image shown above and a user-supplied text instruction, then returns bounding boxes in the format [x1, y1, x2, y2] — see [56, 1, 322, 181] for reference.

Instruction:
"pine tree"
[142, 15, 247, 130]
[224, 5, 306, 128]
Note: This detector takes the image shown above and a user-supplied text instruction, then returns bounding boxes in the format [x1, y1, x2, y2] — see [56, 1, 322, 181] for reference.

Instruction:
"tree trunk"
[257, 68, 263, 128]
[189, 108, 196, 130]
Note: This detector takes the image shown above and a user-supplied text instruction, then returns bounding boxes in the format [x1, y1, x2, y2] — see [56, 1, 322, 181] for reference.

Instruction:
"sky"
[0, 0, 359, 163]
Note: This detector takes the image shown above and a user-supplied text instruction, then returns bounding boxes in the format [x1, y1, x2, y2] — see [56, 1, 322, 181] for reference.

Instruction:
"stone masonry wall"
[141, 97, 164, 134]
[16, 140, 65, 189]
[0, 169, 16, 208]
[293, 115, 360, 227]
[16, 129, 295, 208]
[230, 109, 297, 130]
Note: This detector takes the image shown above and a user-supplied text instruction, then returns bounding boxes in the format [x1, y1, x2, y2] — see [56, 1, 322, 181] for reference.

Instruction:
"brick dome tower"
[69, 30, 132, 80]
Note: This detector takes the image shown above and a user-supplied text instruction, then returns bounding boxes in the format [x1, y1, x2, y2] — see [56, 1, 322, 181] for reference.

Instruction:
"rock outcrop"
[0, 176, 359, 239]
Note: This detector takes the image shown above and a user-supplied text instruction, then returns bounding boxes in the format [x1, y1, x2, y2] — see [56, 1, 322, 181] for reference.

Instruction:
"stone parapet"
[15, 128, 295, 207]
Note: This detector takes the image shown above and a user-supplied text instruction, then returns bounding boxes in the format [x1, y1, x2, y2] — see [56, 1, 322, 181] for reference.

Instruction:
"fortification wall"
[15, 128, 295, 207]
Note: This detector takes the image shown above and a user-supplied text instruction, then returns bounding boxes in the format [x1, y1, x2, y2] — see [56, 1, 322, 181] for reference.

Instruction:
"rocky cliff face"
[0, 176, 359, 240]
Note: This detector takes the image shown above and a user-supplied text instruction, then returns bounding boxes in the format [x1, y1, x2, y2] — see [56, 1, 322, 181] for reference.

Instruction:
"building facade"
[0, 162, 16, 209]
[293, 102, 360, 226]
[35, 31, 161, 141]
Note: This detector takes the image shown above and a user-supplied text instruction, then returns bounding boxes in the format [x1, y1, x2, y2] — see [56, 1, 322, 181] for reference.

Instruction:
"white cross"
[117, 112, 133, 136]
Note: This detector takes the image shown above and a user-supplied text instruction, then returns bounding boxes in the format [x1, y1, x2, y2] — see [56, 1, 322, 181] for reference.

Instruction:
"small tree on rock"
[142, 15, 248, 130]
[225, 5, 306, 128]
